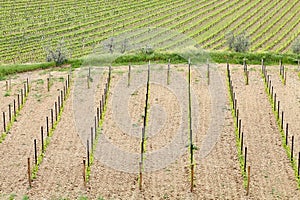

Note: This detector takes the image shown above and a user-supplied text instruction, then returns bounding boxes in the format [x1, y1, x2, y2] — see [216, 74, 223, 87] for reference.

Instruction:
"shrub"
[226, 32, 250, 53]
[291, 37, 300, 55]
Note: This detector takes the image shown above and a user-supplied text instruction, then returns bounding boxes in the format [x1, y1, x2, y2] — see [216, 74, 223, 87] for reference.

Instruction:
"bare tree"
[46, 40, 68, 66]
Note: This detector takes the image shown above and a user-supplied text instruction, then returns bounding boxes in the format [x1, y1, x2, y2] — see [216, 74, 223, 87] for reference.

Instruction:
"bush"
[291, 37, 300, 55]
[226, 32, 250, 53]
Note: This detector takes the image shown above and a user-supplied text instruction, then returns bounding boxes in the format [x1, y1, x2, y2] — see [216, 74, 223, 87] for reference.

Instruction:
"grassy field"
[1, 0, 300, 64]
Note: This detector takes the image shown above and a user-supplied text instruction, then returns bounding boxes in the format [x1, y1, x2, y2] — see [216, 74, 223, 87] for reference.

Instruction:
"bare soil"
[229, 64, 299, 199]
[0, 64, 299, 199]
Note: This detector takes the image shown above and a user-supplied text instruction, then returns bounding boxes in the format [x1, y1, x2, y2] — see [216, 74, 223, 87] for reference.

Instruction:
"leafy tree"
[46, 40, 68, 66]
[226, 31, 235, 50]
[226, 32, 250, 53]
[291, 37, 300, 54]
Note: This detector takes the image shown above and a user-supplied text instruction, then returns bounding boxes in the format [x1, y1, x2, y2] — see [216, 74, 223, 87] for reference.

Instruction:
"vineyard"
[0, 59, 299, 199]
[1, 0, 300, 64]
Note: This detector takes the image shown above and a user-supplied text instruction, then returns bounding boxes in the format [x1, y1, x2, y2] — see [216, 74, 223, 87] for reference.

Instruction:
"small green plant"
[9, 194, 16, 200]
[163, 194, 169, 199]
[131, 90, 138, 96]
[4, 91, 10, 97]
[22, 195, 30, 200]
[78, 196, 88, 200]
[34, 93, 42, 102]
[36, 79, 44, 85]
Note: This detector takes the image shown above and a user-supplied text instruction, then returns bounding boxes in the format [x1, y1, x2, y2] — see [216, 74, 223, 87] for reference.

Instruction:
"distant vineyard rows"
[1, 0, 300, 64]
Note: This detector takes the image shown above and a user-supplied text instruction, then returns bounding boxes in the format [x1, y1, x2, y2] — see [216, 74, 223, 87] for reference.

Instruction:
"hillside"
[1, 0, 300, 64]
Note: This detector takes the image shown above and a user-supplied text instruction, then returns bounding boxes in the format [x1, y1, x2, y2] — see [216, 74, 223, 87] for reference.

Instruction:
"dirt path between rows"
[193, 64, 244, 199]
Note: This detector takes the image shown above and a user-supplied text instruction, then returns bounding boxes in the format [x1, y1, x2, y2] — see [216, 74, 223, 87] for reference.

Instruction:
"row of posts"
[262, 63, 300, 179]
[83, 66, 112, 187]
[3, 78, 30, 134]
[227, 63, 250, 195]
[28, 74, 71, 187]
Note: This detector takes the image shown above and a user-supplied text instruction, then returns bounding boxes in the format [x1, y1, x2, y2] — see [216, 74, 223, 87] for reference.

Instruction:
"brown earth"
[0, 64, 299, 199]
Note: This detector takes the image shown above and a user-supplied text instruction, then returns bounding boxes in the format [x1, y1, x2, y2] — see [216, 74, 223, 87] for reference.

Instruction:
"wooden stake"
[17, 94, 20, 111]
[83, 159, 86, 188]
[281, 111, 284, 130]
[51, 109, 54, 129]
[60, 90, 63, 107]
[21, 89, 23, 104]
[97, 107, 99, 126]
[167, 60, 170, 85]
[246, 166, 250, 196]
[58, 96, 61, 113]
[41, 126, 44, 153]
[236, 109, 239, 127]
[207, 63, 210, 85]
[8, 104, 11, 122]
[271, 86, 273, 100]
[27, 157, 31, 188]
[191, 164, 194, 192]
[128, 65, 131, 87]
[27, 78, 29, 93]
[291, 136, 294, 161]
[34, 139, 37, 165]
[46, 117, 49, 136]
[274, 94, 276, 111]
[139, 161, 142, 191]
[55, 102, 58, 122]
[91, 127, 93, 150]
[87, 140, 90, 167]
[13, 99, 16, 117]
[285, 123, 288, 146]
[244, 147, 247, 172]
[277, 101, 280, 119]
[100, 101, 102, 120]
[239, 119, 241, 139]
[24, 83, 27, 97]
[298, 152, 300, 178]
[234, 99, 237, 115]
[47, 78, 50, 92]
[241, 132, 244, 153]
[6, 80, 8, 91]
[284, 71, 287, 85]
[3, 112, 6, 132]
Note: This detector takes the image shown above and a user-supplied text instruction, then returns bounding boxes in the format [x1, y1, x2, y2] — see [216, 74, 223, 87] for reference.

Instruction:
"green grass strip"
[1, 51, 300, 81]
